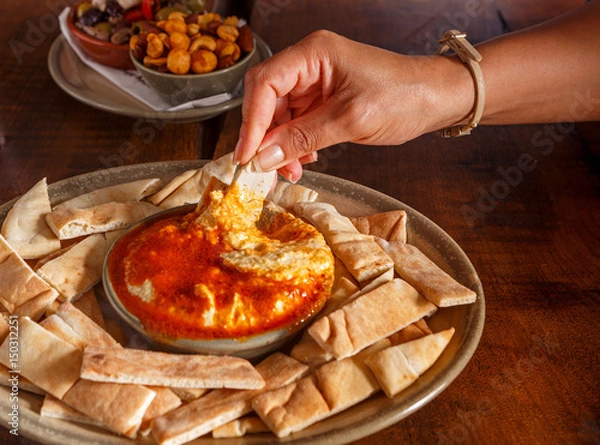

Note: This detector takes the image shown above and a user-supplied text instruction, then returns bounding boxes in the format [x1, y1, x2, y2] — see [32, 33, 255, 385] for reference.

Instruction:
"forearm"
[474, 1, 600, 125]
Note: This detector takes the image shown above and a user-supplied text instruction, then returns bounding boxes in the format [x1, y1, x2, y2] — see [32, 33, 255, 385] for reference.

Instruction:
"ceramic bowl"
[103, 204, 307, 359]
[66, 4, 134, 70]
[130, 41, 255, 105]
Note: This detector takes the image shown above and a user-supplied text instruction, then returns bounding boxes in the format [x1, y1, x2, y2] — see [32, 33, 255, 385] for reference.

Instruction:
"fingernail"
[280, 170, 298, 183]
[255, 145, 285, 171]
[232, 139, 242, 165]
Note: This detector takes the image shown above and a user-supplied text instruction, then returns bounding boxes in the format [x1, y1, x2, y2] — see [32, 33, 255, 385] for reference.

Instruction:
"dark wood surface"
[1, 0, 599, 444]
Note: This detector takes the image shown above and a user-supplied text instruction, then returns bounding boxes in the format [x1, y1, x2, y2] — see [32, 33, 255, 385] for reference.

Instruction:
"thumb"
[251, 102, 346, 172]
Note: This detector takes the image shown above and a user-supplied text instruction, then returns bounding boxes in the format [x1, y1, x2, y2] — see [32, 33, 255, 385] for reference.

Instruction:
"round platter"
[0, 160, 485, 445]
[47, 35, 272, 124]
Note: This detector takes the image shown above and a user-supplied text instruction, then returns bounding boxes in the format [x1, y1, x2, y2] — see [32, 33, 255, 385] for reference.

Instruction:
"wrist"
[423, 54, 479, 135]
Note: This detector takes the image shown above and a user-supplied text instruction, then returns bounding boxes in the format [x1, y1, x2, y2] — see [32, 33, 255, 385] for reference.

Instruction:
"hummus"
[107, 181, 334, 340]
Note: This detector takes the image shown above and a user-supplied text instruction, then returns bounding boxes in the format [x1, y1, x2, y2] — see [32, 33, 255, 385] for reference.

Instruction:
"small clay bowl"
[66, 3, 134, 70]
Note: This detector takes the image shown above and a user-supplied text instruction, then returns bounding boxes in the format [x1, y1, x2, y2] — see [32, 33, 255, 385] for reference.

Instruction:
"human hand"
[233, 30, 473, 181]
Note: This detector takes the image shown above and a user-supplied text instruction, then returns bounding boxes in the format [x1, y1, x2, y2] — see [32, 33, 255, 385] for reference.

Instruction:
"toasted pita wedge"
[151, 353, 308, 445]
[0, 316, 8, 343]
[41, 394, 108, 429]
[290, 334, 332, 368]
[0, 363, 45, 395]
[62, 379, 156, 438]
[45, 200, 160, 240]
[294, 202, 393, 283]
[254, 341, 389, 438]
[267, 181, 318, 211]
[36, 231, 122, 301]
[0, 234, 59, 313]
[169, 387, 208, 403]
[53, 178, 162, 210]
[350, 210, 407, 242]
[1, 178, 61, 259]
[251, 374, 330, 438]
[39, 314, 88, 350]
[0, 317, 81, 398]
[55, 302, 118, 348]
[314, 339, 389, 413]
[147, 169, 199, 206]
[229, 162, 277, 201]
[159, 154, 237, 209]
[308, 278, 437, 359]
[377, 240, 477, 307]
[388, 318, 432, 345]
[140, 387, 182, 436]
[212, 416, 270, 438]
[322, 275, 360, 317]
[81, 346, 264, 389]
[12, 288, 58, 321]
[365, 328, 455, 397]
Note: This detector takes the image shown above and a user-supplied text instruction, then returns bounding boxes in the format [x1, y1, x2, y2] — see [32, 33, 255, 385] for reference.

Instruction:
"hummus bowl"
[103, 202, 333, 360]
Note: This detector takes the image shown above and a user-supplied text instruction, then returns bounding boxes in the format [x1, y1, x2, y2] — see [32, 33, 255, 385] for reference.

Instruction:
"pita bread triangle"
[1, 177, 61, 259]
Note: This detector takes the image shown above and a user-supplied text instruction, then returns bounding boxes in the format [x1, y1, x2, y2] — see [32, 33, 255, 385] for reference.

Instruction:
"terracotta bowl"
[66, 4, 134, 70]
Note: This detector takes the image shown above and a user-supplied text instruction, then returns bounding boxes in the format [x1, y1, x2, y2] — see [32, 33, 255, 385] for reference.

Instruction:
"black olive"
[79, 7, 103, 27]
[105, 0, 124, 19]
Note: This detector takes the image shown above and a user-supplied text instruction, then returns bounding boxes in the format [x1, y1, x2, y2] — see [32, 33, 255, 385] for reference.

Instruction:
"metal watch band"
[435, 30, 486, 138]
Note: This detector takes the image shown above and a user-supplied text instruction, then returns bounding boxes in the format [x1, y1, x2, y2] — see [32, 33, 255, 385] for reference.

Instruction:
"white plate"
[47, 36, 272, 123]
[0, 161, 485, 444]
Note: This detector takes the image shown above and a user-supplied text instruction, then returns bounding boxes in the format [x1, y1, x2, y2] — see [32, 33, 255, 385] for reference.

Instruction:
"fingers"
[276, 152, 317, 183]
[234, 31, 342, 166]
[250, 97, 346, 172]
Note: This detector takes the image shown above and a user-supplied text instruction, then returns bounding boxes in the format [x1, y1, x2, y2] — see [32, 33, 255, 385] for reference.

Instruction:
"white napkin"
[58, 7, 238, 111]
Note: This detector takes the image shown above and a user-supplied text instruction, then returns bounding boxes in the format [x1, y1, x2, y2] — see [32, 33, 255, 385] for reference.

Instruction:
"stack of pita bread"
[0, 155, 477, 444]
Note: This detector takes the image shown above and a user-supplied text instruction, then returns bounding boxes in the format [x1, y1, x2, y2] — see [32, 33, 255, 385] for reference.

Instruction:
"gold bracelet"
[435, 30, 485, 138]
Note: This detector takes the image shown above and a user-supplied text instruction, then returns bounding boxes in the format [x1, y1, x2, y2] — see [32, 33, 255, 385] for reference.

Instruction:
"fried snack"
[130, 12, 254, 75]
[189, 34, 217, 52]
[169, 31, 190, 51]
[216, 24, 239, 42]
[166, 48, 191, 74]
[146, 33, 165, 58]
[191, 49, 218, 74]
[237, 24, 254, 53]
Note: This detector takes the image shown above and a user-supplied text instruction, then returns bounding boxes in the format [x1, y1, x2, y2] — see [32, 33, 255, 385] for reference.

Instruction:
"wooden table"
[1, 0, 598, 444]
